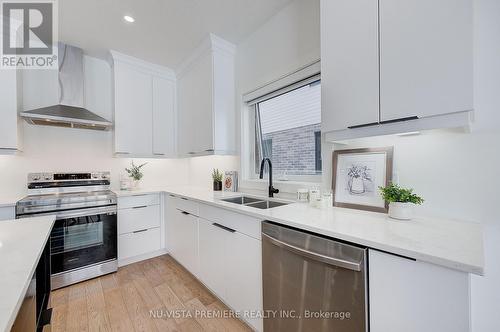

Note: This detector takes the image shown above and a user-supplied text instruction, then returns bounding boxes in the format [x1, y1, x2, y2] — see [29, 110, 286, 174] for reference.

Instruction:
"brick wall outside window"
[261, 123, 321, 176]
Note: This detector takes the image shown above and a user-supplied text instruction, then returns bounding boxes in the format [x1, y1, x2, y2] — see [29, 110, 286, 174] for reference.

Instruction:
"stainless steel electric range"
[16, 172, 117, 289]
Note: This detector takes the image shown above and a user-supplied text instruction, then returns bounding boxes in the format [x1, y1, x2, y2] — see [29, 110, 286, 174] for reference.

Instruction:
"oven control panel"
[28, 172, 111, 183]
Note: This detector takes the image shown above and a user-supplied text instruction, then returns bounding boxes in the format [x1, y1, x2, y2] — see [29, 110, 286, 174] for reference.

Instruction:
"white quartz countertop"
[114, 186, 484, 275]
[0, 215, 55, 332]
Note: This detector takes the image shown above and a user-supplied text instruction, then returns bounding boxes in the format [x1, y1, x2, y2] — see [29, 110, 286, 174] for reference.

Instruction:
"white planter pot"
[131, 179, 140, 189]
[388, 202, 414, 220]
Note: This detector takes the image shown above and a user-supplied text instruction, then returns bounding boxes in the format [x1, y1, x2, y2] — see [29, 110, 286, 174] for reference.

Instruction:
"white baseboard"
[118, 248, 168, 267]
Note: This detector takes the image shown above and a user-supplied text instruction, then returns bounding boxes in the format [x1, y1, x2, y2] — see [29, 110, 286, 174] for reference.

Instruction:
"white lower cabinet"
[118, 228, 161, 261]
[198, 218, 228, 300]
[117, 194, 163, 265]
[118, 205, 160, 235]
[225, 231, 262, 332]
[169, 206, 199, 276]
[369, 249, 470, 332]
[198, 204, 263, 332]
[166, 197, 263, 331]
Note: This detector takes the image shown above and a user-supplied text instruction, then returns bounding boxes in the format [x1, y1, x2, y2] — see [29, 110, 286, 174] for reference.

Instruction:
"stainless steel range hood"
[20, 43, 113, 131]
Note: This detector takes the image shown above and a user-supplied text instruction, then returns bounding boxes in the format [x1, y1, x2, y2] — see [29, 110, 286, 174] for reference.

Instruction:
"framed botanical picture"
[332, 147, 393, 213]
[223, 171, 238, 192]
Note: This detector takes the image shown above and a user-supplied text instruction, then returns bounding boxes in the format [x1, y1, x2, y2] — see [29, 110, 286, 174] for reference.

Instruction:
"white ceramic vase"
[131, 179, 140, 189]
[388, 202, 414, 220]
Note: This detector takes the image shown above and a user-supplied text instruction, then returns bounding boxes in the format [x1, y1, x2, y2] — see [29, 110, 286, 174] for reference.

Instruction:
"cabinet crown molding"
[109, 50, 176, 80]
[176, 33, 236, 78]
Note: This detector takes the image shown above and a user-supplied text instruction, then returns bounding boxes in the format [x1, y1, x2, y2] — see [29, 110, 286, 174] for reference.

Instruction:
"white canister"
[297, 189, 309, 202]
[120, 175, 131, 191]
[309, 189, 321, 207]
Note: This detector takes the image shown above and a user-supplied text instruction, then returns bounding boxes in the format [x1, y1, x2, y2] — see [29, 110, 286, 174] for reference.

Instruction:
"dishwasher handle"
[262, 233, 363, 272]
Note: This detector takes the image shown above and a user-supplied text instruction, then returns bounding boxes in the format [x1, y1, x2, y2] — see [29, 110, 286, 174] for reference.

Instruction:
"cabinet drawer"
[172, 196, 198, 216]
[118, 193, 160, 209]
[118, 204, 160, 235]
[199, 203, 261, 239]
[118, 227, 161, 260]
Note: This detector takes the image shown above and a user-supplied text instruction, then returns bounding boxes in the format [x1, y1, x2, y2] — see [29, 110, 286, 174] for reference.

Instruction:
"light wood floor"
[49, 255, 252, 332]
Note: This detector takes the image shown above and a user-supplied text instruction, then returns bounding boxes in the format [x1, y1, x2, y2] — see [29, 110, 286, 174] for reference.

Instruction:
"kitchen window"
[248, 78, 322, 183]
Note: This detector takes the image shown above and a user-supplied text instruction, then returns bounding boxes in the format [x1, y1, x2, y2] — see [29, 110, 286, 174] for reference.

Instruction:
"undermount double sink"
[220, 195, 291, 209]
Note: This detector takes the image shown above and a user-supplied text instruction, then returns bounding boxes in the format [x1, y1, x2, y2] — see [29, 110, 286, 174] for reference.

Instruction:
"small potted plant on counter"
[379, 183, 424, 220]
[125, 161, 147, 189]
[212, 169, 223, 191]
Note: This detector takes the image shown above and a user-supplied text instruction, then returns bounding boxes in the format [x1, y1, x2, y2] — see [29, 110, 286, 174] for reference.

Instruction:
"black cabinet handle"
[380, 116, 418, 124]
[347, 122, 380, 129]
[133, 229, 148, 234]
[212, 222, 236, 233]
[180, 210, 190, 215]
[180, 197, 188, 201]
[132, 205, 148, 209]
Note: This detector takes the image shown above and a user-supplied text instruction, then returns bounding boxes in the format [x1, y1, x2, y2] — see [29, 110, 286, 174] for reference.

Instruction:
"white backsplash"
[0, 123, 189, 198]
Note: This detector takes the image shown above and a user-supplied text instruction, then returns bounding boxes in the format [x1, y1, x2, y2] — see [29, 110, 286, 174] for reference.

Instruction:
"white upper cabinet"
[177, 34, 236, 157]
[177, 51, 213, 156]
[0, 69, 22, 152]
[321, 0, 380, 132]
[152, 76, 176, 157]
[321, 0, 473, 140]
[379, 0, 473, 122]
[111, 51, 176, 157]
[114, 62, 153, 155]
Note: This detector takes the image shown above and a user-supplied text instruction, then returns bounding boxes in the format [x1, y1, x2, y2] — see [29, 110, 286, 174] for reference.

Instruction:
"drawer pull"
[212, 222, 236, 233]
[133, 229, 148, 234]
[180, 197, 188, 201]
[180, 211, 190, 215]
[132, 205, 148, 209]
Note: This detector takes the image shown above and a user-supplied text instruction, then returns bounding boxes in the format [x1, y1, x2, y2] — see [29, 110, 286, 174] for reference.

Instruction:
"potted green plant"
[212, 169, 223, 191]
[379, 183, 424, 220]
[125, 161, 147, 189]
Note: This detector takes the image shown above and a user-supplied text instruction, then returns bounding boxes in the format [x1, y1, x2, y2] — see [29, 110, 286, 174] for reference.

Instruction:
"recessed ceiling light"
[123, 15, 135, 23]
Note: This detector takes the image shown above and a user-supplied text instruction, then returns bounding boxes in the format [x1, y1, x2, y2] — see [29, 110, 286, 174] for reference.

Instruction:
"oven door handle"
[19, 206, 117, 220]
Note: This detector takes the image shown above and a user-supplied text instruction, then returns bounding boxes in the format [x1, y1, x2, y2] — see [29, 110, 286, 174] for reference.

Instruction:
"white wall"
[188, 155, 240, 189]
[236, 0, 320, 94]
[0, 125, 189, 198]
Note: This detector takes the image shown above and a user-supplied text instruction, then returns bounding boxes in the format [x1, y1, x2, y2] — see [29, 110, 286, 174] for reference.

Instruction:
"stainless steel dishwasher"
[262, 221, 368, 332]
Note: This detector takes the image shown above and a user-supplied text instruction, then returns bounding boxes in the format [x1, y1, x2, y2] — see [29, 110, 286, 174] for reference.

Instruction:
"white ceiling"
[59, 0, 292, 69]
